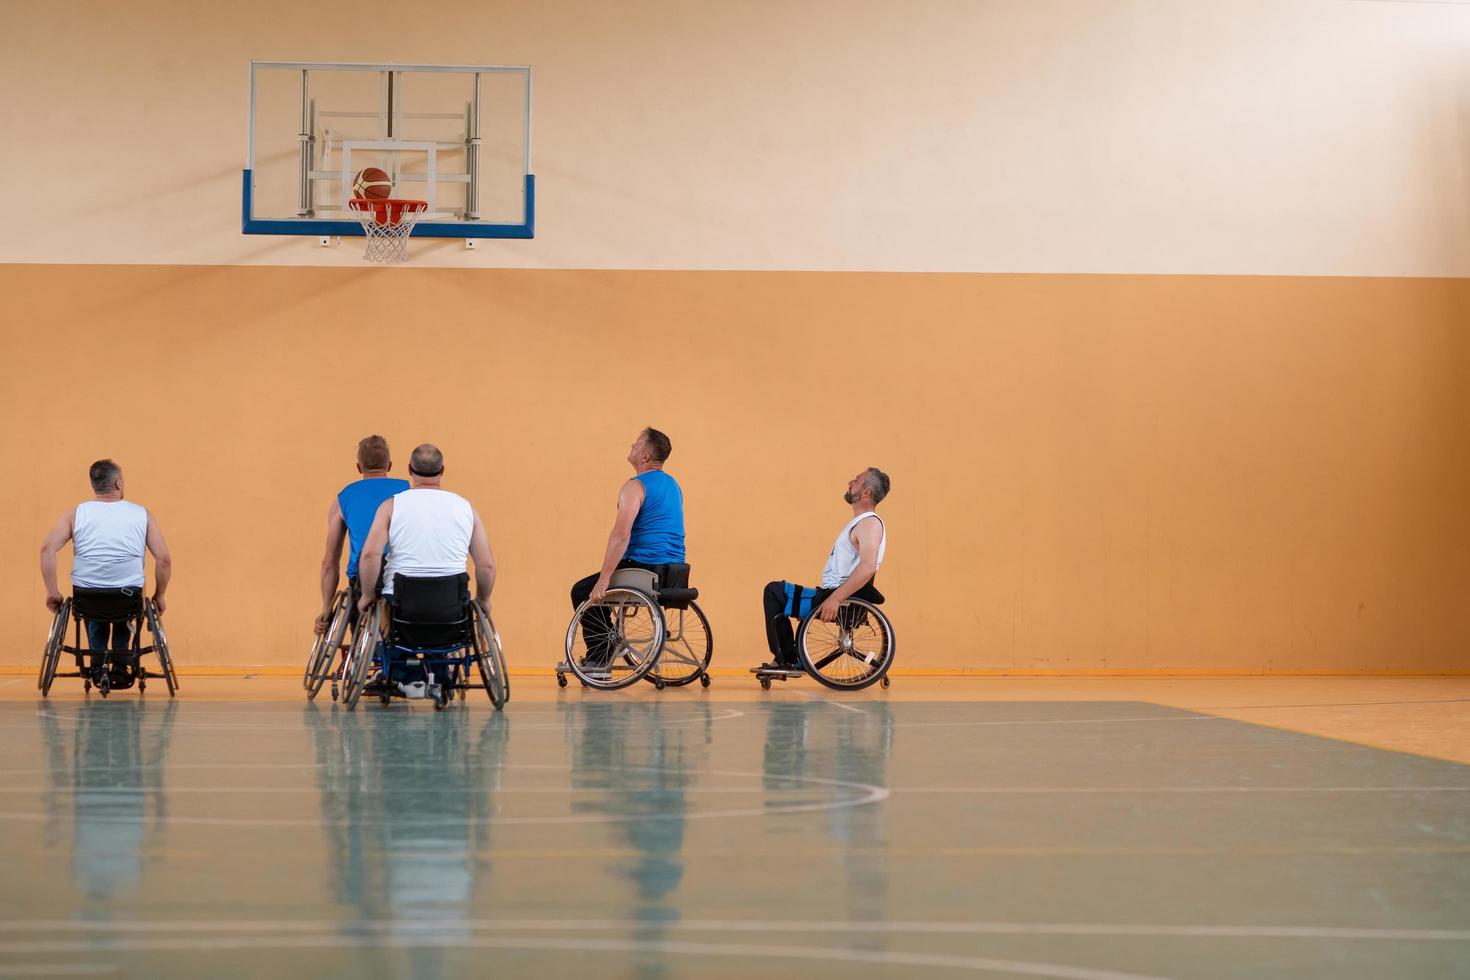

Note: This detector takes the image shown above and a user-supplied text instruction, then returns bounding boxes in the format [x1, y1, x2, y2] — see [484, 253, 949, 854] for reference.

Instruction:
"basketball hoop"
[347, 198, 429, 263]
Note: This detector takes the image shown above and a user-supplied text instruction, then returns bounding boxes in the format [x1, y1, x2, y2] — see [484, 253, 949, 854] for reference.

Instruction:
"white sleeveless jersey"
[382, 488, 475, 594]
[820, 512, 887, 589]
[71, 500, 148, 589]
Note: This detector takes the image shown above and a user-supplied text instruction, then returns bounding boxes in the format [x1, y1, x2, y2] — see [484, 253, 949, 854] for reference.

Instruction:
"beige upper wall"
[2, 0, 1469, 274]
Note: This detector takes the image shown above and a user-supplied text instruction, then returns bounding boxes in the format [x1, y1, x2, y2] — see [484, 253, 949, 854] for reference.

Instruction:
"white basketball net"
[348, 200, 428, 263]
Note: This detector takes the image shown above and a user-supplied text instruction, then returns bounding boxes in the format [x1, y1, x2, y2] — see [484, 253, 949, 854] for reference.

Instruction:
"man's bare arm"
[38, 511, 74, 612]
[469, 511, 496, 607]
[356, 499, 393, 612]
[816, 519, 882, 621]
[145, 512, 173, 614]
[589, 480, 644, 603]
[317, 499, 348, 632]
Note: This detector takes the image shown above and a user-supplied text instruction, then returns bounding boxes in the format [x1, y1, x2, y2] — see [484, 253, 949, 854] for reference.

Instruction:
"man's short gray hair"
[409, 444, 444, 477]
[863, 467, 891, 505]
[89, 459, 121, 494]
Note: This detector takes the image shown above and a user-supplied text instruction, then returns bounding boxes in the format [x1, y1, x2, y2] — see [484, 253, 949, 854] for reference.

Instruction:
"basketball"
[351, 167, 392, 200]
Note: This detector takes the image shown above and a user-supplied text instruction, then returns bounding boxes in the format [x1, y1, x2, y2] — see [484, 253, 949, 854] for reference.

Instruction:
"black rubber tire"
[645, 601, 713, 688]
[795, 599, 895, 692]
[305, 590, 349, 700]
[342, 604, 380, 712]
[472, 605, 506, 710]
[39, 599, 69, 697]
[564, 588, 666, 691]
[145, 600, 178, 697]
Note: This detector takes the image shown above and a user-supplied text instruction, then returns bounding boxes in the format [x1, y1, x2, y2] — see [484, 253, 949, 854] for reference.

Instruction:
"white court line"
[0, 933, 1168, 980]
[0, 966, 114, 976]
[887, 786, 1470, 794]
[894, 715, 1223, 729]
[0, 766, 887, 827]
[808, 694, 865, 714]
[6, 917, 1469, 942]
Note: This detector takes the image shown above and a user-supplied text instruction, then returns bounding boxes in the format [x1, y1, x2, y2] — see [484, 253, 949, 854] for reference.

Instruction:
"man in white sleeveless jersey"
[39, 459, 173, 678]
[758, 467, 889, 671]
[356, 443, 496, 618]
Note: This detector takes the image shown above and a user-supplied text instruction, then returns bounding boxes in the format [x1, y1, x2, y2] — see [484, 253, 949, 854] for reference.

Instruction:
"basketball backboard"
[244, 61, 534, 240]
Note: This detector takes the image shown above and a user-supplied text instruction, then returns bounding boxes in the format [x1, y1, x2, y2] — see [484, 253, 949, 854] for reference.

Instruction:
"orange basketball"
[351, 167, 392, 200]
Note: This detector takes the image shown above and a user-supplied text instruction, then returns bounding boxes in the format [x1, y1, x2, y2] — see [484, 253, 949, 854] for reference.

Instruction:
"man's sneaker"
[397, 680, 428, 699]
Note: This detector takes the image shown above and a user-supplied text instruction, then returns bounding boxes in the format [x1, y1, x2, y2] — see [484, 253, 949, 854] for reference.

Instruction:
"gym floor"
[2, 676, 1467, 979]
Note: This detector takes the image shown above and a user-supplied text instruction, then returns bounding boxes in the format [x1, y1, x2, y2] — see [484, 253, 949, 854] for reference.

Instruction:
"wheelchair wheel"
[471, 604, 506, 710]
[645, 600, 712, 687]
[39, 599, 70, 696]
[563, 587, 665, 691]
[796, 598, 895, 692]
[145, 599, 178, 697]
[342, 602, 381, 711]
[305, 591, 350, 701]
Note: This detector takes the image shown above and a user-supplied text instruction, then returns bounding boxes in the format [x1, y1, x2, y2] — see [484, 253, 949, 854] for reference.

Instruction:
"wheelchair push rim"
[796, 597, 895, 691]
[144, 598, 178, 697]
[305, 590, 350, 701]
[341, 602, 381, 711]
[471, 603, 506, 710]
[39, 599, 70, 696]
[564, 587, 666, 690]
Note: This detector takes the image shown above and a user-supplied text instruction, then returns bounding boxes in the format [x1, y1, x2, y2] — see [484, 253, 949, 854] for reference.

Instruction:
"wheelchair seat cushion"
[390, 573, 471, 647]
[71, 587, 143, 623]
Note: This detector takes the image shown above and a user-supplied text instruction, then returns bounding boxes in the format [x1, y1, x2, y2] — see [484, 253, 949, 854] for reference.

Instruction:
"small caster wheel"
[139, 678, 146, 693]
[700, 674, 711, 688]
[83, 678, 92, 693]
[331, 685, 339, 702]
[654, 679, 666, 691]
[881, 676, 890, 689]
[557, 673, 568, 688]
[458, 687, 465, 700]
[380, 694, 390, 705]
[760, 678, 771, 690]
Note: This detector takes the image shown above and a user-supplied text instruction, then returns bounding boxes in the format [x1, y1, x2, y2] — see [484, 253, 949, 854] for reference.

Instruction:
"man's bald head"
[408, 444, 444, 478]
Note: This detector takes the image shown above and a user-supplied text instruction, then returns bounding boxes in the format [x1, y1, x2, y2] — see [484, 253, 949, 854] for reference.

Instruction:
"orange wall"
[3, 264, 1468, 671]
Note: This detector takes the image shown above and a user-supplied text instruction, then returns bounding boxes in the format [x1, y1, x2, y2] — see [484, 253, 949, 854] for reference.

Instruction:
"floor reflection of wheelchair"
[754, 588, 895, 692]
[39, 589, 178, 698]
[304, 584, 356, 703]
[558, 563, 712, 691]
[339, 573, 509, 712]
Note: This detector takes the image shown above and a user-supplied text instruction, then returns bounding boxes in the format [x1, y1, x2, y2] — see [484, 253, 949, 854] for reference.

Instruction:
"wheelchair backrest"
[389, 573, 472, 649]
[391, 573, 470, 624]
[71, 587, 143, 623]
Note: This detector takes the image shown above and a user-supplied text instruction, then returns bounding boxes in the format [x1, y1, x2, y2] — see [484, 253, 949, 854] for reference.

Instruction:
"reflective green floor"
[4, 697, 1469, 978]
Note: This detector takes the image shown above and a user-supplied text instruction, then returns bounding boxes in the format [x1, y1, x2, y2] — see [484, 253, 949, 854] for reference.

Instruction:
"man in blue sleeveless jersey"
[570, 427, 686, 666]
[315, 435, 410, 634]
[758, 467, 890, 670]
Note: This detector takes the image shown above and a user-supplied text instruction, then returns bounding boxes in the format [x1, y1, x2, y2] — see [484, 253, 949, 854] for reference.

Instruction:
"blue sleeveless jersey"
[338, 477, 410, 578]
[626, 470, 685, 564]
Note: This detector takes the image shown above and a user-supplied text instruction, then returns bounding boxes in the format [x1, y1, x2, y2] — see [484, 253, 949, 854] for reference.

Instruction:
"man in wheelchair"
[315, 434, 409, 635]
[759, 467, 890, 671]
[38, 459, 173, 689]
[570, 427, 685, 670]
[356, 444, 496, 702]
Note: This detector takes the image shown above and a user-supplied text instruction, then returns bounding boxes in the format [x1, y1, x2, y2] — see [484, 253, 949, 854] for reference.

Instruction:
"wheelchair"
[304, 583, 357, 702]
[558, 563, 713, 691]
[753, 585, 895, 692]
[339, 573, 509, 712]
[39, 588, 178, 698]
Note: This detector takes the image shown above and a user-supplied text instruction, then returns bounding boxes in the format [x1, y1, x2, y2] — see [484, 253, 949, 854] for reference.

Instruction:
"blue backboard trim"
[241, 170, 535, 239]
